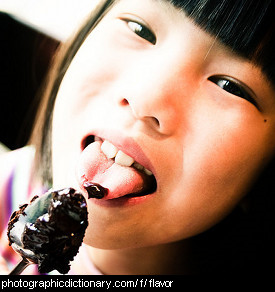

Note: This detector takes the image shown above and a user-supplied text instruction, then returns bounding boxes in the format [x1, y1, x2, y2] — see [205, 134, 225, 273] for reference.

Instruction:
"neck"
[86, 240, 193, 275]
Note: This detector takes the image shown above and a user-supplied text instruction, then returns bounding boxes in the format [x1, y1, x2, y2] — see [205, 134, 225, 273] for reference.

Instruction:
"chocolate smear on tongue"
[84, 182, 108, 199]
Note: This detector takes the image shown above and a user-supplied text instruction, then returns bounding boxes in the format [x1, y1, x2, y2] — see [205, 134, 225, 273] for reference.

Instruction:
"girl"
[1, 0, 275, 274]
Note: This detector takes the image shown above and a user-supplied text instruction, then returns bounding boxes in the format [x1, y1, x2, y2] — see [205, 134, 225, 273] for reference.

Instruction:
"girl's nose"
[119, 97, 162, 132]
[117, 52, 193, 136]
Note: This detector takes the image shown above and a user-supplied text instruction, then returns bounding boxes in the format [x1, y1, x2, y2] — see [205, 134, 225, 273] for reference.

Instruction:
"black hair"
[168, 0, 275, 86]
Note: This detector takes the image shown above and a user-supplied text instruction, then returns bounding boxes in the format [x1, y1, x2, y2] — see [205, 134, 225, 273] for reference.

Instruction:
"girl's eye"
[208, 76, 258, 108]
[124, 19, 156, 45]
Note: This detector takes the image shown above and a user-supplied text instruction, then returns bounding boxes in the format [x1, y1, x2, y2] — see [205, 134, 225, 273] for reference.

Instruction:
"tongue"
[77, 141, 150, 200]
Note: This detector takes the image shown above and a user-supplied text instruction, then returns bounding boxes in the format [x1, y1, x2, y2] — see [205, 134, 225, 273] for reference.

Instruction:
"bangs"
[167, 0, 275, 85]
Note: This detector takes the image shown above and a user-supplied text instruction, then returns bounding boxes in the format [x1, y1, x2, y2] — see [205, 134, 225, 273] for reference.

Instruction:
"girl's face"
[52, 0, 275, 249]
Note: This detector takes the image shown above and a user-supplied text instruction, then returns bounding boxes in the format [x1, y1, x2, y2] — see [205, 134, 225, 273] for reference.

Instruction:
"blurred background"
[0, 0, 99, 151]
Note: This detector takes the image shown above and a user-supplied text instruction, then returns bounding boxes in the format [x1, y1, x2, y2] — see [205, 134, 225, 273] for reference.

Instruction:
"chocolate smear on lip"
[84, 182, 108, 199]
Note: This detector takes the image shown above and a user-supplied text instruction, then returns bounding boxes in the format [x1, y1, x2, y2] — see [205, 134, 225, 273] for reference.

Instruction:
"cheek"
[51, 25, 128, 188]
[183, 97, 271, 188]
[51, 70, 86, 188]
[158, 110, 275, 240]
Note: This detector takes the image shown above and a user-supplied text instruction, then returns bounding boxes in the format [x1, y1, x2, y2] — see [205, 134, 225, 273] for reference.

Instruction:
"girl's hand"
[0, 256, 9, 275]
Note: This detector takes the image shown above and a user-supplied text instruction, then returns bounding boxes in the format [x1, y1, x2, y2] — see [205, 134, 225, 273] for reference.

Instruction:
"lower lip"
[87, 192, 155, 208]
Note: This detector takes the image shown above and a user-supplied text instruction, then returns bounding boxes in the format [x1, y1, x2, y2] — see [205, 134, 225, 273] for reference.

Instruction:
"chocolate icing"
[83, 182, 108, 199]
[7, 188, 89, 274]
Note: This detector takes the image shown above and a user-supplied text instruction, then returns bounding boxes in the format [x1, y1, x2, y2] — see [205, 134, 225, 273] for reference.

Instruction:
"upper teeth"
[100, 140, 153, 176]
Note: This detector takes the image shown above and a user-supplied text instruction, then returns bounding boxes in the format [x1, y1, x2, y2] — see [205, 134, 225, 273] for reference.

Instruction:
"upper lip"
[81, 129, 156, 176]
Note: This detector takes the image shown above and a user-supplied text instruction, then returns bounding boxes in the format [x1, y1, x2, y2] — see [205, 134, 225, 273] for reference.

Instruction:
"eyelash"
[120, 19, 259, 109]
[208, 76, 258, 108]
[123, 19, 157, 45]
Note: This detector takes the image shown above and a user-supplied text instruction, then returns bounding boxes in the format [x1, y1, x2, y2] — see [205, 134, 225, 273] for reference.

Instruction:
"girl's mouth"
[78, 134, 157, 203]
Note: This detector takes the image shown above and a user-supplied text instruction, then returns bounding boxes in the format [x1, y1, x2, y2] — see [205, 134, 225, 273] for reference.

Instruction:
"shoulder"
[0, 146, 35, 201]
